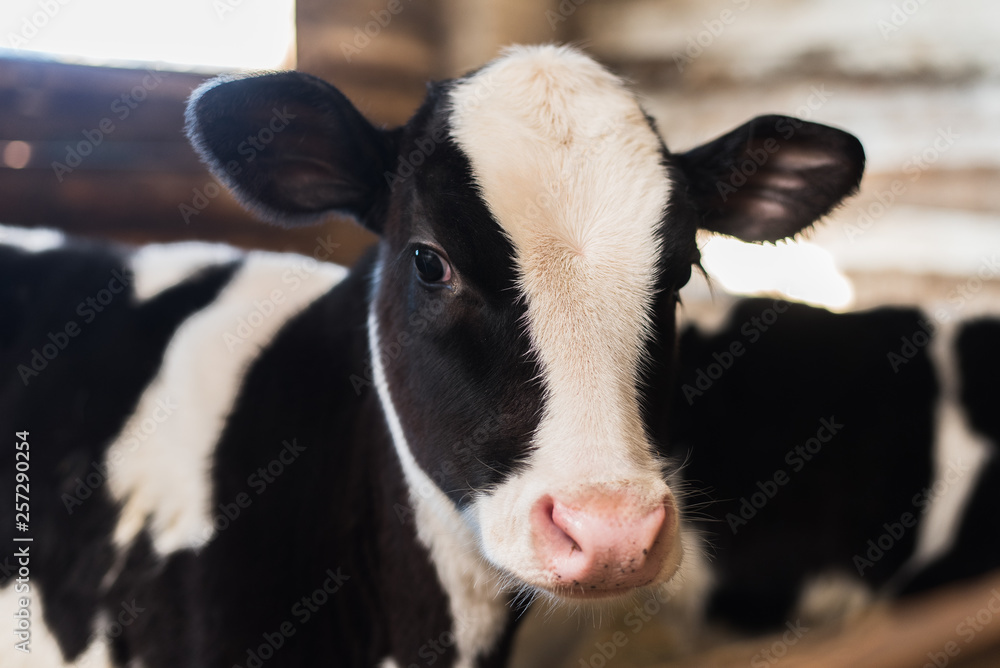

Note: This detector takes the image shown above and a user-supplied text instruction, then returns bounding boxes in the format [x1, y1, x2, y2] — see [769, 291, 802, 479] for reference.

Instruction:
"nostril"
[529, 490, 678, 595]
[532, 495, 579, 555]
[551, 500, 589, 553]
[551, 495, 666, 556]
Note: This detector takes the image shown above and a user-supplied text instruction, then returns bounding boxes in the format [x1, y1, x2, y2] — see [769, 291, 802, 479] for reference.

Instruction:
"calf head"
[187, 45, 864, 600]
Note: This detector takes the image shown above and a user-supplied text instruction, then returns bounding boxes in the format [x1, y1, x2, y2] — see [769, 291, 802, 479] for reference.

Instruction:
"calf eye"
[413, 247, 451, 284]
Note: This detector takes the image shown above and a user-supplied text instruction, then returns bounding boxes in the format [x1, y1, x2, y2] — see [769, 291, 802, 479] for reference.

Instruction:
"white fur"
[107, 248, 345, 556]
[903, 316, 992, 575]
[448, 45, 682, 590]
[0, 583, 114, 667]
[0, 223, 65, 253]
[794, 571, 872, 626]
[130, 241, 243, 301]
[368, 294, 510, 668]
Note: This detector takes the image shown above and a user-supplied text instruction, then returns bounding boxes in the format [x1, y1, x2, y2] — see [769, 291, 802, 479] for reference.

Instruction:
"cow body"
[0, 45, 881, 666]
[0, 232, 481, 667]
[672, 297, 1000, 633]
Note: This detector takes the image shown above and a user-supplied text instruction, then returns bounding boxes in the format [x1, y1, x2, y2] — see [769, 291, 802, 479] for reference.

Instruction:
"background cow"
[672, 297, 1000, 630]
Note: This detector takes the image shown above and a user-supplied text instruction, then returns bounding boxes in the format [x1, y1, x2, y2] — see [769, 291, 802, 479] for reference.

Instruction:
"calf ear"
[675, 115, 865, 242]
[185, 72, 397, 230]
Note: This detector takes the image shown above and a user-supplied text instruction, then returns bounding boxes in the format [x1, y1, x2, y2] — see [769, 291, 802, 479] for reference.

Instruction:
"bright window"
[1, 0, 295, 71]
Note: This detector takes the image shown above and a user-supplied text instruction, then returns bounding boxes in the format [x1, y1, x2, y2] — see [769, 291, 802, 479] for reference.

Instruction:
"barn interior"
[2, 0, 999, 666]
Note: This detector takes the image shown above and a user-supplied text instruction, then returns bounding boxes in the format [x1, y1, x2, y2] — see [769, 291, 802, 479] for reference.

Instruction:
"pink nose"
[531, 489, 671, 595]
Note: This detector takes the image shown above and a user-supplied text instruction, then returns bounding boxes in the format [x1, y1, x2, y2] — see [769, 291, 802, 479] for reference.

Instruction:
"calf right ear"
[675, 115, 865, 243]
[185, 72, 397, 231]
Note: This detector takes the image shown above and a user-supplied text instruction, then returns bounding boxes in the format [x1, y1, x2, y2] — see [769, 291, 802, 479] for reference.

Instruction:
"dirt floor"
[511, 570, 1000, 667]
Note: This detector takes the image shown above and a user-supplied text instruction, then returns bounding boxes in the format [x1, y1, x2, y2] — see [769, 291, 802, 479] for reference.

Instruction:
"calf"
[0, 45, 865, 667]
[671, 297, 1000, 636]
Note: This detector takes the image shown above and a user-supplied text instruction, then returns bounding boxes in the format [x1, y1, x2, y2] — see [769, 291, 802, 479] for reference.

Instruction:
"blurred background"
[1, 0, 998, 313]
[2, 1, 999, 666]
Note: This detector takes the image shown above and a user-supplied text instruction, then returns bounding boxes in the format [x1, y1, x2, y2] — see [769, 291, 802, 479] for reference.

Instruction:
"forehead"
[445, 45, 671, 262]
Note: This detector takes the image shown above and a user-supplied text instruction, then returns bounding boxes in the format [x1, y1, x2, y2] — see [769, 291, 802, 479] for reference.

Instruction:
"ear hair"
[676, 115, 865, 243]
[185, 71, 397, 231]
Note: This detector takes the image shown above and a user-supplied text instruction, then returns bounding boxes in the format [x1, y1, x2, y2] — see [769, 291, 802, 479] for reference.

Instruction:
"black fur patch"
[670, 301, 936, 631]
[375, 84, 542, 507]
[0, 241, 238, 660]
[902, 318, 1000, 594]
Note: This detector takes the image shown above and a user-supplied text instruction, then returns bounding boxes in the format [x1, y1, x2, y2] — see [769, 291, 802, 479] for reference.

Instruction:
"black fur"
[901, 318, 1000, 594]
[672, 301, 1000, 632]
[0, 241, 238, 659]
[375, 83, 543, 506]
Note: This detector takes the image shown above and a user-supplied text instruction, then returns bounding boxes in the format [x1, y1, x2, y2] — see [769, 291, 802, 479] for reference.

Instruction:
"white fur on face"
[447, 45, 680, 592]
[368, 295, 510, 668]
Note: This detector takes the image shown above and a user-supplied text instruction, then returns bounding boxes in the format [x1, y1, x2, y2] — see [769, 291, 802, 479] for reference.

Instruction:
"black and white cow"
[1, 45, 868, 667]
[671, 296, 1000, 634]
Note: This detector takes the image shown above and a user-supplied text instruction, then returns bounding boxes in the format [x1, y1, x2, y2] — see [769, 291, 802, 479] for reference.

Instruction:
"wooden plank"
[0, 58, 207, 142]
[0, 168, 375, 263]
[0, 56, 376, 264]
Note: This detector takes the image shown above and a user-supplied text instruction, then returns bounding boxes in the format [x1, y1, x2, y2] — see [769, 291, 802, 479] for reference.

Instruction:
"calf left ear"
[185, 72, 397, 230]
[675, 115, 865, 242]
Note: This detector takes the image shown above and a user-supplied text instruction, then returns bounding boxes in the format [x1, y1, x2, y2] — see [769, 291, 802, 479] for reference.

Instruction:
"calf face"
[187, 45, 864, 601]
